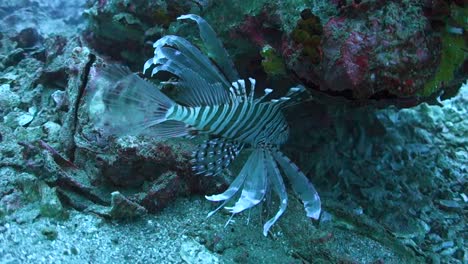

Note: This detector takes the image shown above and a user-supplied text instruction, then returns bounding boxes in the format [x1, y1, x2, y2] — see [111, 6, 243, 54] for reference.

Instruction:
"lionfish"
[92, 14, 321, 236]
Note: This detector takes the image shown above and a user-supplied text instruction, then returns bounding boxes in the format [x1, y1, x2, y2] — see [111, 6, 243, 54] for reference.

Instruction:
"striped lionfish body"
[169, 86, 289, 147]
[93, 14, 321, 236]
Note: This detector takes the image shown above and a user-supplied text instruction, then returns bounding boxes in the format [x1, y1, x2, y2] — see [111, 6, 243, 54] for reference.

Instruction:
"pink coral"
[338, 32, 370, 91]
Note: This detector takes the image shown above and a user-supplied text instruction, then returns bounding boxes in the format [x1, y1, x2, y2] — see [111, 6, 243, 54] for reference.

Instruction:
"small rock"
[70, 246, 78, 255]
[429, 253, 441, 264]
[180, 239, 219, 264]
[12, 28, 42, 49]
[14, 173, 40, 202]
[11, 205, 40, 224]
[0, 191, 22, 213]
[13, 125, 44, 142]
[16, 107, 37, 126]
[41, 226, 58, 240]
[432, 241, 455, 252]
[440, 247, 457, 256]
[86, 191, 148, 220]
[438, 200, 462, 211]
[0, 84, 20, 109]
[10, 112, 33, 127]
[319, 211, 333, 225]
[460, 193, 468, 203]
[40, 183, 66, 219]
[51, 90, 68, 110]
[43, 121, 61, 140]
[109, 191, 147, 219]
[440, 241, 455, 249]
[428, 233, 442, 243]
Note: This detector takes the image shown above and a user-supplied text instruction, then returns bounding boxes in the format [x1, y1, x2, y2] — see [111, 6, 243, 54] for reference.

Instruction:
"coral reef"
[290, 9, 323, 65]
[290, 1, 440, 100]
[83, 0, 198, 67]
[0, 0, 466, 263]
[83, 0, 465, 104]
[200, 0, 464, 104]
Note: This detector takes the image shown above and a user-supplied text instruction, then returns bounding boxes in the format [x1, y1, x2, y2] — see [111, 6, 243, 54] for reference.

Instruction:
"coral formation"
[293, 1, 440, 99]
[290, 9, 323, 65]
[0, 0, 466, 263]
[84, 0, 198, 67]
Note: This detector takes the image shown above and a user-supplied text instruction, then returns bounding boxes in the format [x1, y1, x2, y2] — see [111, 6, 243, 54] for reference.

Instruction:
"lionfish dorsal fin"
[192, 138, 243, 177]
[172, 67, 230, 107]
[270, 85, 309, 108]
[230, 78, 260, 102]
[256, 87, 273, 103]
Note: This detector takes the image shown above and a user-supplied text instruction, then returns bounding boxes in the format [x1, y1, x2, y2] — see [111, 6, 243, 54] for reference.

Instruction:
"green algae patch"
[261, 45, 286, 77]
[421, 5, 467, 97]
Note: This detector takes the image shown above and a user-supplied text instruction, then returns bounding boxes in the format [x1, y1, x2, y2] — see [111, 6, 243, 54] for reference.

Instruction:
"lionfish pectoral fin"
[225, 149, 268, 214]
[192, 138, 243, 177]
[263, 150, 288, 236]
[205, 147, 257, 216]
[150, 46, 231, 106]
[272, 150, 321, 220]
[177, 14, 239, 83]
[145, 13, 240, 107]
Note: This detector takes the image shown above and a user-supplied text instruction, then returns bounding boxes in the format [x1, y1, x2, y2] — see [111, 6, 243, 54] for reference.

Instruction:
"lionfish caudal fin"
[205, 147, 321, 236]
[88, 65, 189, 138]
[143, 14, 239, 107]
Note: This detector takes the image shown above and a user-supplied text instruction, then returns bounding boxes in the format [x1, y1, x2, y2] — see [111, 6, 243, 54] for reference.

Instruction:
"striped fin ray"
[204, 149, 254, 218]
[144, 13, 241, 107]
[270, 85, 309, 109]
[272, 149, 321, 220]
[175, 67, 230, 106]
[230, 79, 247, 100]
[147, 46, 231, 106]
[192, 138, 243, 177]
[145, 36, 229, 88]
[229, 78, 259, 102]
[247, 78, 257, 100]
[205, 148, 267, 216]
[256, 87, 273, 103]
